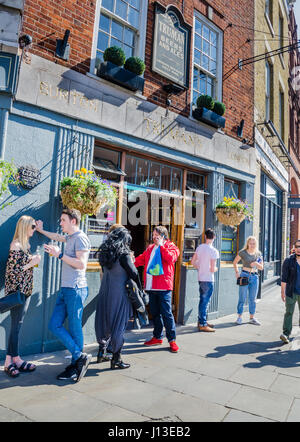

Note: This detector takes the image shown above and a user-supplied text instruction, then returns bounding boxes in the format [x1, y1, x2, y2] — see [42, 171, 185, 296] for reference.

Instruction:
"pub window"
[93, 145, 123, 182]
[192, 13, 223, 107]
[92, 0, 147, 74]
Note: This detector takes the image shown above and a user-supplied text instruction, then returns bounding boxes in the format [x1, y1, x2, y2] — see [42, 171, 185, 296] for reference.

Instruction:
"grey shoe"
[280, 334, 290, 344]
[249, 317, 261, 326]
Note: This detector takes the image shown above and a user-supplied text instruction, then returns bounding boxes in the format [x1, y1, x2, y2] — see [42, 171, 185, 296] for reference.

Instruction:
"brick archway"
[290, 177, 300, 250]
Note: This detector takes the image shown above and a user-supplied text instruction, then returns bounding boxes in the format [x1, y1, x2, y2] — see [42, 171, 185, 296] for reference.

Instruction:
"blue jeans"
[198, 282, 214, 326]
[49, 286, 88, 363]
[148, 290, 176, 342]
[237, 272, 259, 316]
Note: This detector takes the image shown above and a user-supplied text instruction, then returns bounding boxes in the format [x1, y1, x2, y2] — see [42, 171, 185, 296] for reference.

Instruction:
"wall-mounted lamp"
[163, 83, 184, 106]
[18, 34, 32, 49]
[55, 30, 70, 61]
[237, 119, 245, 138]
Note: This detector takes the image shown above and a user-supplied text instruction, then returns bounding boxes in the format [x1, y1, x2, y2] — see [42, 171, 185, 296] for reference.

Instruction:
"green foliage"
[216, 197, 253, 221]
[196, 94, 215, 110]
[213, 101, 226, 116]
[103, 46, 126, 67]
[0, 159, 20, 210]
[124, 57, 145, 75]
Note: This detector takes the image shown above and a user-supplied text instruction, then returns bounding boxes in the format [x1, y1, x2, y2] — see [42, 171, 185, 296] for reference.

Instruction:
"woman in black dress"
[95, 227, 141, 369]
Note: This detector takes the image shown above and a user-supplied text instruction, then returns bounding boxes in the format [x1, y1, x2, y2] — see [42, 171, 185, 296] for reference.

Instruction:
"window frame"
[265, 60, 271, 121]
[191, 10, 223, 111]
[90, 0, 148, 75]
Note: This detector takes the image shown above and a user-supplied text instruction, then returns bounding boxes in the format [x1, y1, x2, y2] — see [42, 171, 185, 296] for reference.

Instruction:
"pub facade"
[0, 0, 256, 358]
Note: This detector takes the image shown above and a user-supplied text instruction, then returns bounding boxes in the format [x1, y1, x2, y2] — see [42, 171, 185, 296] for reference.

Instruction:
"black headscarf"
[98, 227, 132, 269]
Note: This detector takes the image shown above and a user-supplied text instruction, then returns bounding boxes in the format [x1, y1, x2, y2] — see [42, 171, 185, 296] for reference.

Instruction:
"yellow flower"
[74, 170, 80, 175]
[88, 170, 93, 174]
[81, 167, 87, 174]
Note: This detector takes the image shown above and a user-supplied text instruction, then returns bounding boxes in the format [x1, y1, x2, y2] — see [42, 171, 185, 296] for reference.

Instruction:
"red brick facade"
[22, 0, 254, 141]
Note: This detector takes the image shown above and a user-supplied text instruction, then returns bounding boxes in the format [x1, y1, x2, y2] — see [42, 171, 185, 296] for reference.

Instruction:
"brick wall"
[22, 0, 254, 140]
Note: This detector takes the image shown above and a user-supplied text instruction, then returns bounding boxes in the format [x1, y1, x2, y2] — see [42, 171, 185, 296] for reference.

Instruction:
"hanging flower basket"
[216, 208, 245, 227]
[60, 168, 117, 216]
[215, 197, 253, 228]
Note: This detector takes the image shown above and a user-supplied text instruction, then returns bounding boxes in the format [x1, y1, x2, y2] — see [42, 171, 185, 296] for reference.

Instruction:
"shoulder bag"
[0, 290, 26, 314]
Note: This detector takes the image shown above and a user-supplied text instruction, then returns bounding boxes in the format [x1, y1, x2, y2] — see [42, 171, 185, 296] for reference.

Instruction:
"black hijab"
[98, 227, 132, 269]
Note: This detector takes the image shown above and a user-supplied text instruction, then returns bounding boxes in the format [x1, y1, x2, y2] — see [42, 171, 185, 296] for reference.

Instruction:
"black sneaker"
[56, 364, 78, 381]
[75, 353, 92, 382]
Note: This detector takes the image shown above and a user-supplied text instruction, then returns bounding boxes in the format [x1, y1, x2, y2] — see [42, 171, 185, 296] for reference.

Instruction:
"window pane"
[111, 19, 123, 40]
[136, 159, 149, 186]
[161, 166, 171, 191]
[195, 19, 202, 35]
[211, 45, 217, 60]
[202, 55, 209, 70]
[124, 28, 134, 46]
[111, 37, 121, 47]
[129, 0, 140, 9]
[116, 0, 127, 20]
[210, 59, 216, 75]
[194, 49, 201, 66]
[194, 34, 202, 51]
[203, 25, 210, 41]
[128, 6, 139, 27]
[99, 13, 110, 33]
[97, 31, 109, 52]
[95, 52, 103, 69]
[172, 168, 182, 193]
[203, 39, 210, 55]
[123, 44, 133, 58]
[192, 90, 198, 106]
[102, 0, 114, 12]
[148, 162, 160, 189]
[125, 156, 137, 184]
[210, 30, 217, 45]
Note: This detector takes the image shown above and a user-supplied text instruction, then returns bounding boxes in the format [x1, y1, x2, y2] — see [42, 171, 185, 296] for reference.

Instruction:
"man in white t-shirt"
[191, 228, 220, 332]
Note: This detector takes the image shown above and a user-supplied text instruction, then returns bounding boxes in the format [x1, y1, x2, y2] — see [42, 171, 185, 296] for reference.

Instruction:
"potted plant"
[60, 167, 117, 216]
[216, 197, 253, 229]
[0, 159, 20, 210]
[193, 94, 226, 129]
[97, 47, 145, 93]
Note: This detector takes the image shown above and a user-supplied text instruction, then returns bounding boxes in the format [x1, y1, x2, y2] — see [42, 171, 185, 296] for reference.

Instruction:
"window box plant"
[97, 47, 145, 93]
[60, 168, 117, 216]
[216, 197, 253, 229]
[192, 95, 226, 129]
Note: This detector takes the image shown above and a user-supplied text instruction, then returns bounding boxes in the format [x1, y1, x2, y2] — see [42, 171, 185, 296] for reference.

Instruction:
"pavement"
[1, 286, 300, 422]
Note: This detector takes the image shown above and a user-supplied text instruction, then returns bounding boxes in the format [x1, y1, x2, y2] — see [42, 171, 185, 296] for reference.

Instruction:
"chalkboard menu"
[152, 3, 191, 88]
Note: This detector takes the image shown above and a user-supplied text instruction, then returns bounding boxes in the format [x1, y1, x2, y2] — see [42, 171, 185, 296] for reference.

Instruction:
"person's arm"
[233, 255, 241, 279]
[281, 258, 289, 302]
[10, 241, 41, 270]
[35, 220, 66, 243]
[281, 282, 286, 303]
[134, 250, 147, 268]
[191, 252, 198, 268]
[210, 258, 217, 273]
[120, 254, 142, 289]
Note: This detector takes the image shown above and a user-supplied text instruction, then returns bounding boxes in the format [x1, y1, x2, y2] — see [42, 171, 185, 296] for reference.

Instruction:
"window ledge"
[86, 72, 147, 101]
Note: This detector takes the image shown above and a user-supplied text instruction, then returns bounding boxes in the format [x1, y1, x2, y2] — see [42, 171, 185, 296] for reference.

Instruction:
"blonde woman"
[3, 216, 41, 378]
[233, 236, 264, 326]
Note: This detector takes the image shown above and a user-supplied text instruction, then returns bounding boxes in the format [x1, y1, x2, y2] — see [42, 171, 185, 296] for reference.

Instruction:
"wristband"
[58, 252, 63, 260]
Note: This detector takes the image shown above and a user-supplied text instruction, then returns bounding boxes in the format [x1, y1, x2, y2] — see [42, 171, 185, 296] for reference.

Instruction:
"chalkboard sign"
[152, 3, 191, 88]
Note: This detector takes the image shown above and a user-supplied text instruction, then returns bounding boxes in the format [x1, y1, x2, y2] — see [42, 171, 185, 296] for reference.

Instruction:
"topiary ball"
[196, 94, 215, 110]
[124, 57, 145, 75]
[103, 46, 126, 67]
[213, 101, 226, 116]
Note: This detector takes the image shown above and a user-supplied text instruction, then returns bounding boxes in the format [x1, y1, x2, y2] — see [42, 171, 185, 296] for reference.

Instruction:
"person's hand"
[130, 251, 135, 263]
[35, 220, 43, 232]
[30, 254, 41, 266]
[44, 244, 60, 258]
[235, 270, 240, 279]
[281, 292, 286, 303]
[250, 262, 256, 268]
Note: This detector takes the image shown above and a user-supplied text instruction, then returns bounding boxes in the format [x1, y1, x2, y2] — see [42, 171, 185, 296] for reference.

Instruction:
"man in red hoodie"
[134, 226, 180, 353]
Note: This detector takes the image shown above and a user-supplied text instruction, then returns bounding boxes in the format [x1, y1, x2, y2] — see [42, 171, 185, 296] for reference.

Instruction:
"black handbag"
[236, 276, 249, 286]
[0, 291, 26, 314]
[125, 279, 147, 312]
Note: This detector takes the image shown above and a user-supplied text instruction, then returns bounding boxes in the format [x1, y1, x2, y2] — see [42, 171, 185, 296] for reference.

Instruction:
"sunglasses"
[32, 224, 36, 230]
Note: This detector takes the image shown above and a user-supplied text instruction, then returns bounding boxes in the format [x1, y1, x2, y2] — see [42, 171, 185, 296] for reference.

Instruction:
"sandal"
[17, 361, 36, 372]
[4, 363, 19, 378]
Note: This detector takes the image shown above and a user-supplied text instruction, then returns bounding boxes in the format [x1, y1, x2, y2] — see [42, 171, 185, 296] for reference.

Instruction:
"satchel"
[0, 291, 26, 314]
[236, 276, 249, 286]
[125, 279, 147, 313]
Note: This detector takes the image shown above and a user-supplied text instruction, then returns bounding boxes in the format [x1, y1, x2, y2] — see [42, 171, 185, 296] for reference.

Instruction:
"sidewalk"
[1, 286, 300, 422]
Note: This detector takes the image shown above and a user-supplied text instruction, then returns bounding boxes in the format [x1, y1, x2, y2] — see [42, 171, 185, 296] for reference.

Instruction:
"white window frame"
[191, 11, 223, 113]
[90, 0, 148, 75]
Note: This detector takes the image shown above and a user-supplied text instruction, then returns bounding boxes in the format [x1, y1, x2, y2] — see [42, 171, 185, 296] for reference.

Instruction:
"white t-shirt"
[194, 243, 220, 282]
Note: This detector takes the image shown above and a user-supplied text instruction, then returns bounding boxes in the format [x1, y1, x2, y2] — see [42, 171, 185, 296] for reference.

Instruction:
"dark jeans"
[283, 293, 300, 337]
[148, 290, 176, 342]
[49, 286, 88, 364]
[7, 296, 30, 357]
[198, 281, 214, 326]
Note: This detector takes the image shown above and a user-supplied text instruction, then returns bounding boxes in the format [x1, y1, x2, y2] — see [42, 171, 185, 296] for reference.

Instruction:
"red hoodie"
[134, 240, 180, 291]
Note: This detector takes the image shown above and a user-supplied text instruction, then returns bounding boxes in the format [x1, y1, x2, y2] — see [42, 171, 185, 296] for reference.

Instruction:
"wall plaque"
[152, 3, 191, 88]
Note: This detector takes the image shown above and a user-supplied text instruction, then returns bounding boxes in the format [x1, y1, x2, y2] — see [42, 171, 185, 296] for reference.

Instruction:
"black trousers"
[7, 297, 30, 357]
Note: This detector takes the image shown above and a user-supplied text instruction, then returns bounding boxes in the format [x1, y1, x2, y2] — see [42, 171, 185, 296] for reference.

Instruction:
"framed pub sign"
[152, 3, 191, 88]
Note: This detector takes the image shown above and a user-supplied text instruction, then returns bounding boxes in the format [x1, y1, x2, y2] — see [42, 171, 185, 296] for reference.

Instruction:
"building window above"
[265, 60, 272, 121]
[192, 12, 222, 107]
[91, 0, 147, 74]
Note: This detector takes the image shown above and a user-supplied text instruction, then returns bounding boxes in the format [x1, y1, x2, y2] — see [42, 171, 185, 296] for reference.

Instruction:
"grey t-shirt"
[238, 249, 262, 268]
[61, 230, 91, 288]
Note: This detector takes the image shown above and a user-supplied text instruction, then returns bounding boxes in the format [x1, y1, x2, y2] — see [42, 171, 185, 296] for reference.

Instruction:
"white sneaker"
[236, 317, 242, 325]
[249, 317, 261, 326]
[280, 334, 289, 344]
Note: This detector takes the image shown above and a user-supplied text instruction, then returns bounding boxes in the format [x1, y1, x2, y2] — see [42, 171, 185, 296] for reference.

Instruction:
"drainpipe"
[0, 109, 9, 160]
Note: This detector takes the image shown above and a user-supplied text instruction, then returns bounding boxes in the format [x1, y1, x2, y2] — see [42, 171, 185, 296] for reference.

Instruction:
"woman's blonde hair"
[12, 215, 35, 252]
[242, 236, 259, 254]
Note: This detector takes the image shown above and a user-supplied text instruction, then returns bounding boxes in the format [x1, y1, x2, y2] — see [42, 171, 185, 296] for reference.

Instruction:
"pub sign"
[152, 3, 191, 88]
